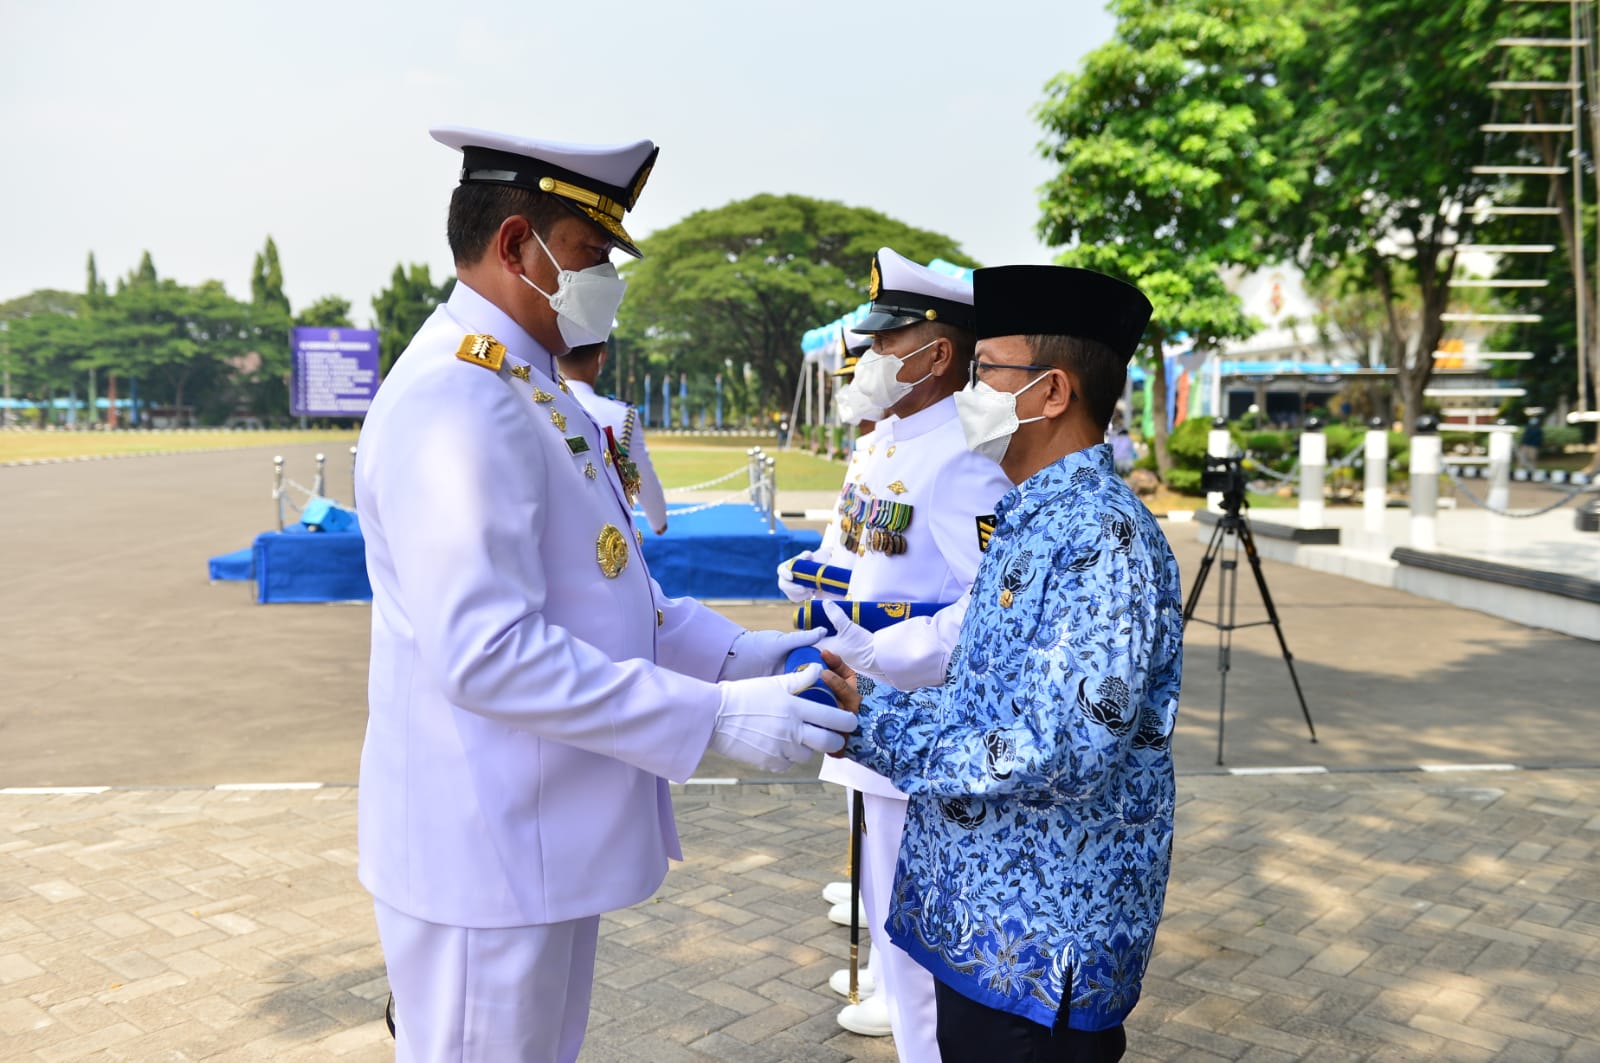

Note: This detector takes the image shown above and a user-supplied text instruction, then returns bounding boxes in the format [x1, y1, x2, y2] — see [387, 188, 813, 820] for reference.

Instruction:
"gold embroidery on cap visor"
[597, 524, 629, 578]
[536, 176, 641, 256]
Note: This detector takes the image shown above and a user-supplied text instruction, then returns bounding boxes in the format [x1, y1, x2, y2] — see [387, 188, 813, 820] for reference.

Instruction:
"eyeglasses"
[969, 360, 1054, 388]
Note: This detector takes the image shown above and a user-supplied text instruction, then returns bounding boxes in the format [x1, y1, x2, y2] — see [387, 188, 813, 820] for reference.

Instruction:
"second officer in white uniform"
[814, 249, 1013, 1057]
[562, 340, 670, 536]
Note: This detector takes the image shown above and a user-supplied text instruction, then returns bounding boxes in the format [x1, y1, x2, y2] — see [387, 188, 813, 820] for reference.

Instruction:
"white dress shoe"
[827, 900, 869, 926]
[827, 967, 877, 999]
[837, 993, 893, 1037]
[822, 881, 851, 906]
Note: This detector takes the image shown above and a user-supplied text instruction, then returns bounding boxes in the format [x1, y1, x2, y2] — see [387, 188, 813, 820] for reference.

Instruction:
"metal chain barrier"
[636, 484, 754, 518]
[660, 465, 747, 494]
[1242, 439, 1364, 486]
[1442, 468, 1599, 519]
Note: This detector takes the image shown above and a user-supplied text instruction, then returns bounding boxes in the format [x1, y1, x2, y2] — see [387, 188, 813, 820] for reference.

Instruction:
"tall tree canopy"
[1269, 0, 1506, 432]
[373, 264, 454, 373]
[618, 194, 975, 419]
[1035, 0, 1302, 473]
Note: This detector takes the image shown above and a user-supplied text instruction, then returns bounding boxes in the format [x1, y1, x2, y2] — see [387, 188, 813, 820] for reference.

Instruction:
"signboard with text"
[290, 327, 380, 417]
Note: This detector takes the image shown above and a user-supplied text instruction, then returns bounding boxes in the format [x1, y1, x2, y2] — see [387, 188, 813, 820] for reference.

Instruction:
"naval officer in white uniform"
[355, 127, 855, 1063]
[806, 249, 1012, 1057]
[562, 340, 669, 535]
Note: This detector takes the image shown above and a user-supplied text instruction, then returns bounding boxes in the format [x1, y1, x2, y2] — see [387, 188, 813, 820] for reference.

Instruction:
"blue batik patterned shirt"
[843, 443, 1184, 1032]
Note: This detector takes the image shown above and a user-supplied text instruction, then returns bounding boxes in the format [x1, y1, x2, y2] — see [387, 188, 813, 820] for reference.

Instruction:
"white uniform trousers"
[374, 899, 600, 1063]
[862, 793, 942, 1063]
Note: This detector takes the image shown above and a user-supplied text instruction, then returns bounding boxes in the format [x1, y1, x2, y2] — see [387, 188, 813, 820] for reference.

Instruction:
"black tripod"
[1182, 499, 1317, 765]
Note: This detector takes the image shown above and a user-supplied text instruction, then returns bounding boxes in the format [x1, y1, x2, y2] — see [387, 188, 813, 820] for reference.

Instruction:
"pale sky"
[0, 0, 1115, 327]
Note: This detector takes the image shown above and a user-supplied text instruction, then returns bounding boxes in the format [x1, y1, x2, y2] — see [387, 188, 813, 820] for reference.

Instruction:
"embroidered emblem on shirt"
[584, 461, 597, 479]
[532, 388, 555, 404]
[454, 334, 505, 371]
[888, 480, 907, 495]
[596, 524, 629, 578]
[550, 410, 567, 432]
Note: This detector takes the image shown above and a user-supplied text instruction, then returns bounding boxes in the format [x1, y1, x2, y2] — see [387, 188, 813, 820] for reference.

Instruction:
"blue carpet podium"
[208, 502, 819, 604]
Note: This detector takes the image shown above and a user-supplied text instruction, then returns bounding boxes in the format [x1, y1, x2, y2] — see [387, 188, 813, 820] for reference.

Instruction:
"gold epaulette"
[455, 334, 506, 371]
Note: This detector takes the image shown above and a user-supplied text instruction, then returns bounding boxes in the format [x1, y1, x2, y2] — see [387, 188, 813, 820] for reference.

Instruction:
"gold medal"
[596, 524, 629, 578]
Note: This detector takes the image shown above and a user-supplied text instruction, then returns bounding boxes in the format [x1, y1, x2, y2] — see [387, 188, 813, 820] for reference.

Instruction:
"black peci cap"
[973, 265, 1152, 362]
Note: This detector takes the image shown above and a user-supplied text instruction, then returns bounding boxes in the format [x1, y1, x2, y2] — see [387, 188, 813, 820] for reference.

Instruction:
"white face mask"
[953, 372, 1051, 464]
[851, 339, 937, 410]
[519, 229, 627, 348]
[834, 380, 885, 425]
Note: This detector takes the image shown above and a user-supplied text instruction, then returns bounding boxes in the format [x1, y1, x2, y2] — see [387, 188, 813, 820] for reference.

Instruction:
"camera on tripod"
[1200, 455, 1248, 515]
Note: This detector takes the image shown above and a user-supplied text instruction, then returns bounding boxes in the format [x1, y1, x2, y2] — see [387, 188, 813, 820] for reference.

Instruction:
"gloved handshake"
[711, 628, 858, 772]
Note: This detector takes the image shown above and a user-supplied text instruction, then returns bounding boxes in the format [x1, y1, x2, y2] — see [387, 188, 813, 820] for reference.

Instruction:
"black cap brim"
[854, 310, 924, 334]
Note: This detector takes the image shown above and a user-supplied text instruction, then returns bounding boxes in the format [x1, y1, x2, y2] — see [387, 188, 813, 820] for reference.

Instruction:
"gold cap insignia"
[455, 334, 506, 371]
[868, 259, 881, 300]
[597, 523, 630, 578]
[924, 309, 938, 321]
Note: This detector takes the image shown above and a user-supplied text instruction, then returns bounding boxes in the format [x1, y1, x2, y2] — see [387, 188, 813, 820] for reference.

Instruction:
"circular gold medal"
[596, 523, 630, 578]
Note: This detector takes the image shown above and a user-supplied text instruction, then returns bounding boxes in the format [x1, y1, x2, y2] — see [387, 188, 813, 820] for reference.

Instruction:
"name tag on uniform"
[566, 435, 591, 455]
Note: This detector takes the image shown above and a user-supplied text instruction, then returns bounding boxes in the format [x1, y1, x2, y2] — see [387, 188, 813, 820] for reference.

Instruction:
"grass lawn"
[648, 438, 845, 492]
[0, 428, 359, 463]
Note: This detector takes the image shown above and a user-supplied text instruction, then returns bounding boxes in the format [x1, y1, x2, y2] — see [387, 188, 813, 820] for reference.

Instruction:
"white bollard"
[313, 453, 327, 498]
[349, 445, 359, 509]
[1409, 417, 1441, 551]
[1363, 417, 1388, 535]
[1298, 418, 1326, 528]
[1206, 418, 1232, 514]
[273, 455, 286, 531]
[764, 456, 777, 534]
[1486, 421, 1513, 514]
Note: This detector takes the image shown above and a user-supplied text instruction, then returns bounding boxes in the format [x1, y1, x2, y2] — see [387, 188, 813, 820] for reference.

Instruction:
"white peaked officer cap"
[856, 247, 976, 333]
[431, 127, 659, 258]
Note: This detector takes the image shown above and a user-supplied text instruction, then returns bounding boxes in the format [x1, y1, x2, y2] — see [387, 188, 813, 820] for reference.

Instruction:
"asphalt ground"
[2, 446, 1598, 1061]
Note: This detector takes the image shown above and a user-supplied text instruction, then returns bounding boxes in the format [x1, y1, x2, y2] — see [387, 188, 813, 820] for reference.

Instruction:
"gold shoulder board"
[455, 334, 506, 371]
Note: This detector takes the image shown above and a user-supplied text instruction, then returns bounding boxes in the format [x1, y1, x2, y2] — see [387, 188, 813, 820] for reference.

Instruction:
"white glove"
[710, 665, 859, 772]
[720, 627, 825, 681]
[816, 600, 882, 680]
[776, 550, 816, 603]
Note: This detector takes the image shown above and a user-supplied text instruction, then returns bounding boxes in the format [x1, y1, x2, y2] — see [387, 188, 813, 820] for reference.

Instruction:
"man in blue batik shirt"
[818, 265, 1183, 1063]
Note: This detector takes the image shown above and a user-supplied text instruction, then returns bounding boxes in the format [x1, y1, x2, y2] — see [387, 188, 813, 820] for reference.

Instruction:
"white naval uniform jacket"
[566, 380, 669, 534]
[817, 395, 1011, 799]
[356, 282, 741, 929]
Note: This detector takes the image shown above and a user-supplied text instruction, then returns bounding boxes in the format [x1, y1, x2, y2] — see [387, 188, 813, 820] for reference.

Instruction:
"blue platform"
[636, 503, 820, 600]
[208, 502, 817, 604]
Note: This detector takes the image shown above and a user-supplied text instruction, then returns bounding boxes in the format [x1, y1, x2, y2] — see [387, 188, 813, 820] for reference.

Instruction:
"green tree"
[1035, 0, 1303, 475]
[374, 264, 454, 373]
[294, 296, 355, 328]
[250, 236, 291, 318]
[619, 194, 975, 418]
[1269, 0, 1508, 433]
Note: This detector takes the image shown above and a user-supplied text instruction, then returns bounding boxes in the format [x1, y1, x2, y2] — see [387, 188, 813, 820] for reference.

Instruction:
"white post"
[313, 453, 327, 498]
[1298, 417, 1326, 528]
[1409, 417, 1441, 551]
[1486, 421, 1513, 514]
[273, 455, 286, 531]
[764, 456, 777, 533]
[1206, 417, 1231, 514]
[1363, 417, 1388, 535]
[349, 444, 359, 509]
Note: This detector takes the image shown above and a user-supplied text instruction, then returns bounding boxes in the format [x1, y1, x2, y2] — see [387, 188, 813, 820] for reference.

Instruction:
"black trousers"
[934, 980, 1127, 1063]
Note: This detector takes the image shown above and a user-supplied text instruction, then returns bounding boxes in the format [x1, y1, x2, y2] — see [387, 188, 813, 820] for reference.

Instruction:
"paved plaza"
[2, 444, 1598, 1060]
